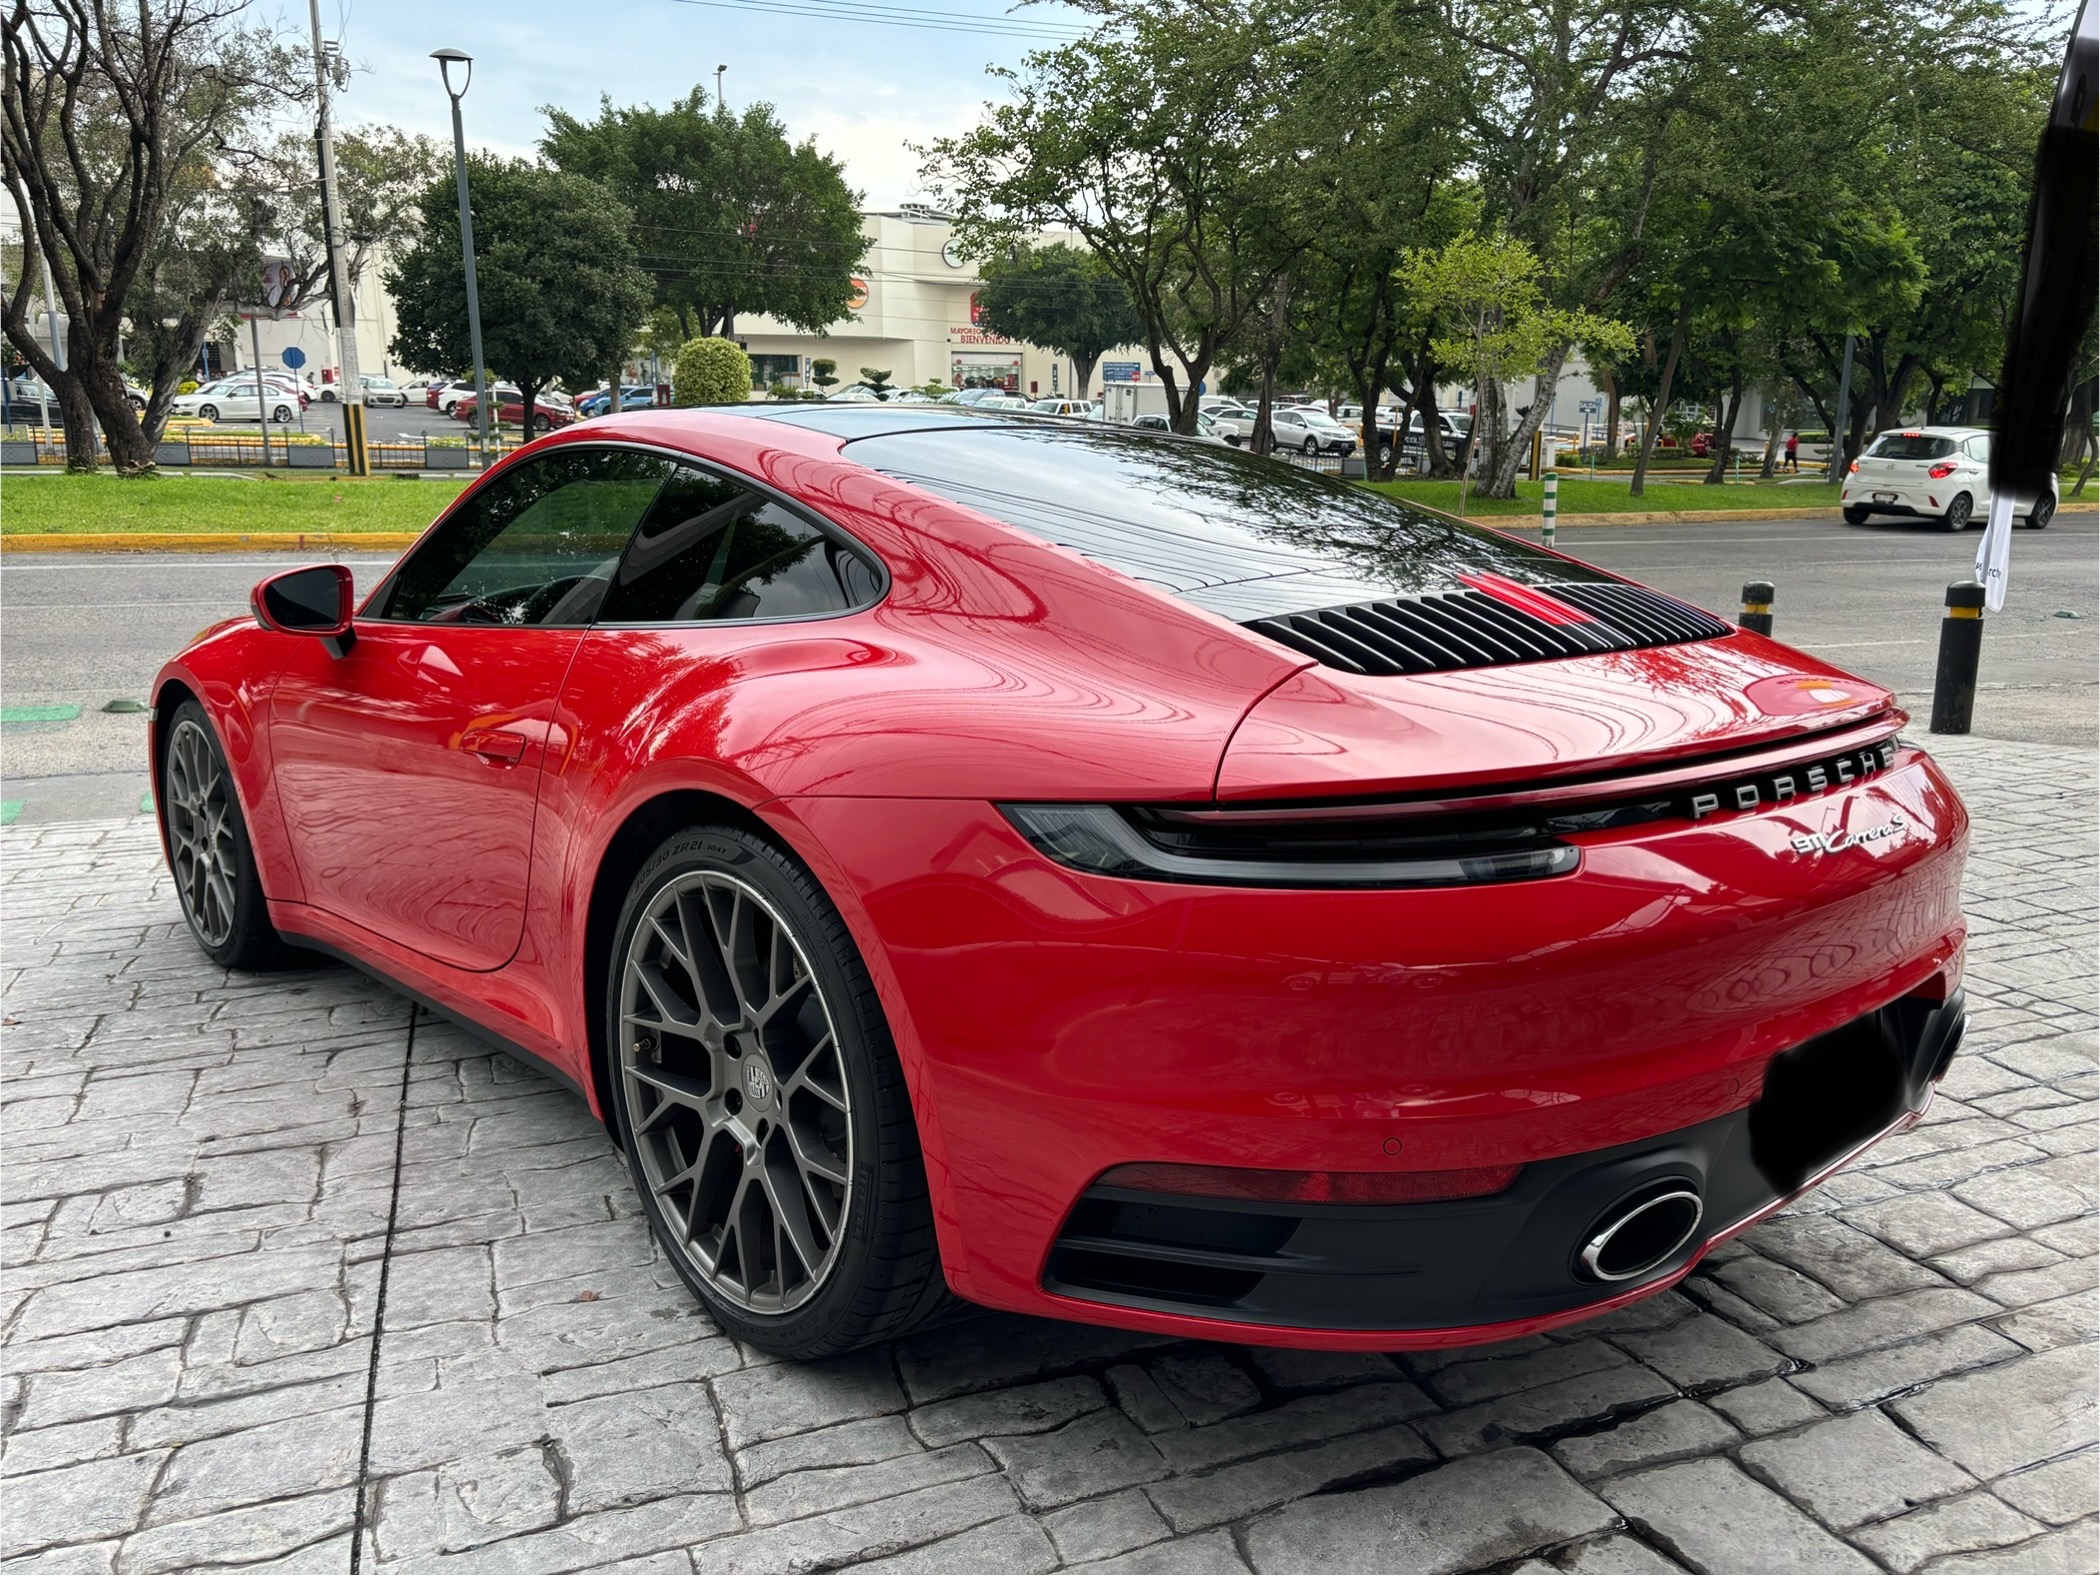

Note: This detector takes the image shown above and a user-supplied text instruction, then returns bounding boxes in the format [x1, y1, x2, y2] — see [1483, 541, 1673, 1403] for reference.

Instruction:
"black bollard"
[1739, 581, 1775, 637]
[1930, 581, 1987, 734]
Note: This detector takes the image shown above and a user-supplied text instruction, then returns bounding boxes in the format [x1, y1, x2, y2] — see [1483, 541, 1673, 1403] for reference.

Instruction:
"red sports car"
[152, 408, 1968, 1358]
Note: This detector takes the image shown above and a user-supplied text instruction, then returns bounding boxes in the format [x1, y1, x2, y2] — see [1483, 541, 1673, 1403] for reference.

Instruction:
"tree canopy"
[971, 242, 1144, 395]
[542, 92, 867, 338]
[386, 157, 653, 437]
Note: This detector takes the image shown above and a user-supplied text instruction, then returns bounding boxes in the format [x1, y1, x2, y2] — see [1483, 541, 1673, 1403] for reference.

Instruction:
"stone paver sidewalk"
[2, 735, 2094, 1574]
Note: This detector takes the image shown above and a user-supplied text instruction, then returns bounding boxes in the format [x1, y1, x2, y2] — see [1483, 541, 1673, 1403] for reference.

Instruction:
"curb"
[0, 532, 425, 553]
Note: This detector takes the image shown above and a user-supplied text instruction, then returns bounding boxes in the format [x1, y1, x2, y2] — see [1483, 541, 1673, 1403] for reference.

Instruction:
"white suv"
[1842, 427, 2057, 532]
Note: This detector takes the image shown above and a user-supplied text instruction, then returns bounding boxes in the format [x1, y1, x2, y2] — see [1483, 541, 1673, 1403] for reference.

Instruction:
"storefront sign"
[1101, 361, 1142, 382]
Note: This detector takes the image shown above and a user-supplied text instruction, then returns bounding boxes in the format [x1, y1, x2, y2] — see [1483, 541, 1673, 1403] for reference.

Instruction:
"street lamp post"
[715, 64, 727, 108]
[433, 48, 492, 467]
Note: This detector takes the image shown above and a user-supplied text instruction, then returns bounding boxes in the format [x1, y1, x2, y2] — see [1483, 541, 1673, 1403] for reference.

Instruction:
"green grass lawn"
[1, 472, 471, 534]
[1364, 477, 1847, 517]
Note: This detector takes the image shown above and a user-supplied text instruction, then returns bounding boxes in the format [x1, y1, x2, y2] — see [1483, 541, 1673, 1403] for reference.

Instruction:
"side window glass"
[597, 464, 881, 624]
[1964, 435, 1990, 463]
[384, 449, 673, 625]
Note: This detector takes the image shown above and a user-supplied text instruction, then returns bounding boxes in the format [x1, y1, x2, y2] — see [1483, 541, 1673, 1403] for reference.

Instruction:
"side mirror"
[252, 563, 355, 655]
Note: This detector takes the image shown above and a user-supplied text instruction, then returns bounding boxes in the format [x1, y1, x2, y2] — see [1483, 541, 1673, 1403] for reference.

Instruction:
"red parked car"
[152, 408, 1968, 1358]
[453, 391, 574, 432]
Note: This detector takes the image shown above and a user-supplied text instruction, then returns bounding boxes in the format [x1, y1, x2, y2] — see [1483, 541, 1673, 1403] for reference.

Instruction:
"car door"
[1962, 435, 1993, 507]
[267, 445, 674, 970]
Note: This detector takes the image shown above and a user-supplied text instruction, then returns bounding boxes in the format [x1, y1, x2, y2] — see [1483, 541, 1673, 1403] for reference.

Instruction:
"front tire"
[1301, 436, 1319, 455]
[1940, 493, 1973, 532]
[161, 702, 284, 970]
[197, 403, 220, 422]
[606, 826, 951, 1357]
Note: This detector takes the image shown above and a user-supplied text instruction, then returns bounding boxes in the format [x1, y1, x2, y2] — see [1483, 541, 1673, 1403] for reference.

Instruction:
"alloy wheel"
[165, 718, 238, 948]
[618, 870, 853, 1314]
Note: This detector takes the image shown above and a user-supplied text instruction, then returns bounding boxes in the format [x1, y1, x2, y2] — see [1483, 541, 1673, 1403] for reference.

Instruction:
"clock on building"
[941, 238, 967, 269]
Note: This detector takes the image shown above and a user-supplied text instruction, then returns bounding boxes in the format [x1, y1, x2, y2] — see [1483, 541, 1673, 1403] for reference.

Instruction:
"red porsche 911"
[152, 407, 1968, 1358]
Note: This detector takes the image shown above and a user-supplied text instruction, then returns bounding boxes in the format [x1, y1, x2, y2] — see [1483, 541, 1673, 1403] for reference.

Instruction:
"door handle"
[463, 732, 526, 763]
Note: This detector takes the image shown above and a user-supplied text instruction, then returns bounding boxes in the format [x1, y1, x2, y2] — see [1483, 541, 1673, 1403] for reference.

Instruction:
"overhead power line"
[667, 0, 1090, 41]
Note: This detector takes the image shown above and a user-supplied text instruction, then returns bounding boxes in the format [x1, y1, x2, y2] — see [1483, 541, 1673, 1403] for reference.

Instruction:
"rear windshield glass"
[1869, 434, 1957, 460]
[845, 425, 1602, 620]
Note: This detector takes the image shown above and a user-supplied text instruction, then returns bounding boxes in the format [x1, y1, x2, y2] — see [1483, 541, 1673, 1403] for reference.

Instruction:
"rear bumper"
[1044, 993, 1963, 1335]
[782, 745, 1968, 1348]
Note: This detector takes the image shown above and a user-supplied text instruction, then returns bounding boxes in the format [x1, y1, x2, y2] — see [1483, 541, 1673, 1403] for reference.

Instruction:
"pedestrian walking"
[1784, 430, 1800, 472]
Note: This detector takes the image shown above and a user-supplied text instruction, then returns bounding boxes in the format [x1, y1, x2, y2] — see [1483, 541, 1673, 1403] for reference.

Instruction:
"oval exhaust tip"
[1579, 1185, 1704, 1282]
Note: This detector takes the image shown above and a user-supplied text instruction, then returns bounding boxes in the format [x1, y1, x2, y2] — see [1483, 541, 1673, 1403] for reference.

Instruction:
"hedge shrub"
[672, 337, 753, 406]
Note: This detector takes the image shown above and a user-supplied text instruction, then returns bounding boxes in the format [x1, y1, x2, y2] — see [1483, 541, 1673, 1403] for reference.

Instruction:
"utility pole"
[309, 0, 368, 474]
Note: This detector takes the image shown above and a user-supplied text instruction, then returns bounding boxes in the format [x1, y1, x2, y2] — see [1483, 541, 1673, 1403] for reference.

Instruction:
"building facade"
[738, 207, 1132, 400]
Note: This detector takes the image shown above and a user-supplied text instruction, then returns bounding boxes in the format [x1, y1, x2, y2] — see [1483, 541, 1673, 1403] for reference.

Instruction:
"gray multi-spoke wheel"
[618, 869, 853, 1315]
[606, 826, 954, 1356]
[159, 701, 283, 969]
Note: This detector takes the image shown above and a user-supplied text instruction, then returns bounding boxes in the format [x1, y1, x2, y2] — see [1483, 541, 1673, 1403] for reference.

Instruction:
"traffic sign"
[1578, 397, 1602, 414]
[281, 346, 307, 370]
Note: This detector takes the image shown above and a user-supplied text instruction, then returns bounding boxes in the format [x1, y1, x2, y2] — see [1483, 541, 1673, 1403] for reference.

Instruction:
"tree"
[925, 0, 1304, 433]
[671, 335, 752, 405]
[972, 242, 1143, 397]
[262, 124, 445, 326]
[387, 157, 652, 438]
[2, 0, 304, 471]
[858, 367, 894, 399]
[810, 357, 839, 392]
[543, 92, 867, 338]
[1401, 232, 1631, 512]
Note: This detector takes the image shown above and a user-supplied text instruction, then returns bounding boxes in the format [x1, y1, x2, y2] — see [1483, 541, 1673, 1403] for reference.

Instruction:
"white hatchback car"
[1842, 426, 2057, 531]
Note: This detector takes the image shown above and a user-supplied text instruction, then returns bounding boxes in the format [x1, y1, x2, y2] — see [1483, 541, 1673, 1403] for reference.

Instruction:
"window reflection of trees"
[853, 427, 1607, 620]
[599, 465, 876, 624]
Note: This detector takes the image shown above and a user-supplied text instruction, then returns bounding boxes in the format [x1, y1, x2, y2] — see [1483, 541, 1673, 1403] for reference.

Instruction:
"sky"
[302, 0, 1093, 207]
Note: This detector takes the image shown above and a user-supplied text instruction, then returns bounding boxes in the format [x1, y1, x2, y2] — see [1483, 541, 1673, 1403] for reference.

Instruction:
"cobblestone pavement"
[2, 735, 2094, 1574]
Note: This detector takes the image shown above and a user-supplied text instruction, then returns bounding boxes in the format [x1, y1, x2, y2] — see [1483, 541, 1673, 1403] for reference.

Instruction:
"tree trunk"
[1630, 300, 1691, 499]
[1758, 413, 1781, 479]
[1703, 369, 1744, 485]
[1484, 345, 1569, 499]
[1419, 372, 1452, 477]
[520, 380, 540, 445]
[1073, 352, 1099, 400]
[1598, 364, 1622, 463]
[1253, 358, 1276, 457]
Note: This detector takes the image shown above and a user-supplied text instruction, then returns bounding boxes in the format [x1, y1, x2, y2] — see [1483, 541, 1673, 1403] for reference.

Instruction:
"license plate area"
[1872, 491, 1898, 503]
[1747, 1015, 1908, 1195]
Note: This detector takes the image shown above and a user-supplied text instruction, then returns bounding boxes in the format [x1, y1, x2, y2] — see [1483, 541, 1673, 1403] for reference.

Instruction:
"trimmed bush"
[673, 337, 753, 406]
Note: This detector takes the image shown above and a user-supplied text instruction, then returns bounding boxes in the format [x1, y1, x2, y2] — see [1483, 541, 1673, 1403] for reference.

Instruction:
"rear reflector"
[1095, 1161, 1524, 1205]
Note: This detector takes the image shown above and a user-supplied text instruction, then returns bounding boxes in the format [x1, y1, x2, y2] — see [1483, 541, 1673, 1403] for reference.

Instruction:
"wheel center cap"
[742, 1058, 774, 1108]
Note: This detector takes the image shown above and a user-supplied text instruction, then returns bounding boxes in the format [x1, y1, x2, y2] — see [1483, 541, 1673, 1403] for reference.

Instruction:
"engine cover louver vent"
[1244, 582, 1735, 676]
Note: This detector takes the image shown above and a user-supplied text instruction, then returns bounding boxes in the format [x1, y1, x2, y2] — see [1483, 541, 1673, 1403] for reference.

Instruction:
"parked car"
[1131, 410, 1229, 444]
[437, 379, 520, 415]
[318, 375, 410, 407]
[1211, 404, 1357, 455]
[578, 384, 657, 417]
[974, 394, 1034, 413]
[453, 391, 575, 433]
[1841, 426, 2057, 531]
[154, 408, 1970, 1360]
[169, 378, 301, 424]
[1028, 398, 1093, 417]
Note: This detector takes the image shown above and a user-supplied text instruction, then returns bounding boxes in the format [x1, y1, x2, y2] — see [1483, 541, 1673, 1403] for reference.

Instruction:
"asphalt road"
[2, 513, 2092, 824]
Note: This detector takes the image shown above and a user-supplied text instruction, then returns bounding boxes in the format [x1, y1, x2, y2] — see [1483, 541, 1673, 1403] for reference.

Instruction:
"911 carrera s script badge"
[1791, 818, 1907, 857]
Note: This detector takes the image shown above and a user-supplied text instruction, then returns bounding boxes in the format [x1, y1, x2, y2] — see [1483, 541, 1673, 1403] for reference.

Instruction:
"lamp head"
[432, 48, 472, 99]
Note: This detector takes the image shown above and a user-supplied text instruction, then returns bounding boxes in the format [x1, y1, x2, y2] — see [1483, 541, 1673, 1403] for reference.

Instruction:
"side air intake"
[1245, 583, 1734, 677]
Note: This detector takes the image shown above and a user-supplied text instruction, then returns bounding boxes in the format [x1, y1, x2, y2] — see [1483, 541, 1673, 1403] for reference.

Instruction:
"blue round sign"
[280, 346, 307, 369]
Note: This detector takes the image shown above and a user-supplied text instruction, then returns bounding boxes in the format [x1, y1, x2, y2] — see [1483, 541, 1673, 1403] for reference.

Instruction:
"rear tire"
[2026, 496, 2055, 530]
[605, 826, 953, 1357]
[1842, 506, 1871, 525]
[161, 701, 285, 971]
[1940, 493, 1973, 532]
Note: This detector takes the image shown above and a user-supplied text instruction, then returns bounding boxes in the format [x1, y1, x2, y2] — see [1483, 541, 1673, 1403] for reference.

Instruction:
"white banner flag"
[1974, 492, 2015, 611]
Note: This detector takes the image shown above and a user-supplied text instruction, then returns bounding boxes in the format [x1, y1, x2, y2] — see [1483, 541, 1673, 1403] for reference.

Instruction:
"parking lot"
[2, 715, 2095, 1571]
